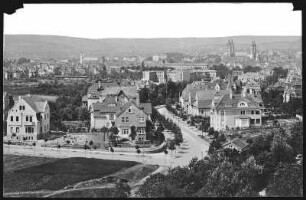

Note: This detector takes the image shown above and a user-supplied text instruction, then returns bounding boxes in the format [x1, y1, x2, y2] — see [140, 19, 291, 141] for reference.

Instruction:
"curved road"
[3, 106, 209, 168]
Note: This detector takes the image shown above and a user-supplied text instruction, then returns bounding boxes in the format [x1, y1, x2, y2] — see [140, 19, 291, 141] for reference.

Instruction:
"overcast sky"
[4, 3, 301, 39]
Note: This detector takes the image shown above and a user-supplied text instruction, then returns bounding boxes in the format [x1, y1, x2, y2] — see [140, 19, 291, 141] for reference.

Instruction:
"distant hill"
[4, 34, 301, 59]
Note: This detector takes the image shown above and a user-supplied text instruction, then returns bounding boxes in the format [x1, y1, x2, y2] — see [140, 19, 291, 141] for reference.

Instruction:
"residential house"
[82, 81, 119, 109]
[180, 79, 231, 116]
[222, 138, 249, 152]
[90, 94, 126, 129]
[115, 101, 152, 141]
[210, 90, 263, 131]
[90, 91, 152, 141]
[283, 80, 302, 103]
[242, 79, 261, 97]
[6, 95, 50, 141]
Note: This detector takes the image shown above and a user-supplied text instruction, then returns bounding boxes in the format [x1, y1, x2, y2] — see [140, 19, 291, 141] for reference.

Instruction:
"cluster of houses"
[82, 81, 152, 141]
[180, 75, 264, 131]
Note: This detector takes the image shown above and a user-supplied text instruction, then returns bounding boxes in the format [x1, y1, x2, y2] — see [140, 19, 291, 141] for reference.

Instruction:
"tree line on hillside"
[137, 122, 303, 197]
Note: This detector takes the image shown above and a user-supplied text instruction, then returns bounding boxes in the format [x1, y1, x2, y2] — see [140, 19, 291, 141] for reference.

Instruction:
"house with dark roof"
[6, 95, 50, 141]
[210, 89, 263, 131]
[82, 81, 139, 110]
[90, 91, 152, 141]
[179, 79, 232, 116]
[222, 138, 249, 152]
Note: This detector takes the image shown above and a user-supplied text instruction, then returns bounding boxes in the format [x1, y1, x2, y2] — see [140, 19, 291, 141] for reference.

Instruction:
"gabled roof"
[245, 80, 260, 88]
[196, 90, 216, 100]
[101, 86, 139, 99]
[223, 138, 249, 151]
[92, 102, 121, 113]
[87, 82, 119, 97]
[21, 96, 47, 113]
[115, 101, 136, 117]
[214, 93, 261, 110]
[197, 100, 212, 109]
[138, 103, 152, 115]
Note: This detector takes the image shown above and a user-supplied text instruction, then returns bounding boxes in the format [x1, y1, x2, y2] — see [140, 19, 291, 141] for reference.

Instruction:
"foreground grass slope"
[3, 155, 138, 193]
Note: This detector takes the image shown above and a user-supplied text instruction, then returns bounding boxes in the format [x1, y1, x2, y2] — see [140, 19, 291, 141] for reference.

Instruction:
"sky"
[4, 3, 301, 39]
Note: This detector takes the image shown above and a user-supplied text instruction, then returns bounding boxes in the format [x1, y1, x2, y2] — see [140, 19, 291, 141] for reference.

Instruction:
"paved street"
[156, 106, 210, 163]
[4, 106, 209, 168]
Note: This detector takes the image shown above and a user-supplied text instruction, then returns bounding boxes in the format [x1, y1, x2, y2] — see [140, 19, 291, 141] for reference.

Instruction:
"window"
[30, 116, 32, 122]
[251, 110, 254, 115]
[139, 117, 145, 122]
[26, 127, 34, 133]
[122, 117, 129, 123]
[16, 116, 19, 121]
[26, 116, 29, 121]
[23, 106, 25, 110]
[11, 116, 13, 121]
[255, 110, 260, 115]
[241, 110, 246, 115]
[122, 129, 129, 134]
[221, 111, 225, 116]
[109, 114, 114, 120]
[139, 128, 145, 134]
[19, 106, 22, 110]
[16, 127, 19, 133]
[128, 108, 132, 113]
[256, 119, 260, 124]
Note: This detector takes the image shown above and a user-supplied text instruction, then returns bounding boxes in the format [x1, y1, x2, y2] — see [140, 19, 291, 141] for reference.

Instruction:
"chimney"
[242, 88, 246, 98]
[98, 81, 101, 89]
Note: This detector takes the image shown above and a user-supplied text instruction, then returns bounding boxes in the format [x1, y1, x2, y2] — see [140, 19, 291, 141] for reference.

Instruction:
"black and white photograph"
[2, 2, 303, 198]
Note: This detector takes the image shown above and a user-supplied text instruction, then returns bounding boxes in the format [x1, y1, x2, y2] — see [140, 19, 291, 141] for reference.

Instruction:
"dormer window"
[128, 108, 132, 113]
[238, 102, 248, 107]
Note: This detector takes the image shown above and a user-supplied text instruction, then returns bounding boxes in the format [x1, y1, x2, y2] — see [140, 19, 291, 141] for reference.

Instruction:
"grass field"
[3, 155, 139, 193]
